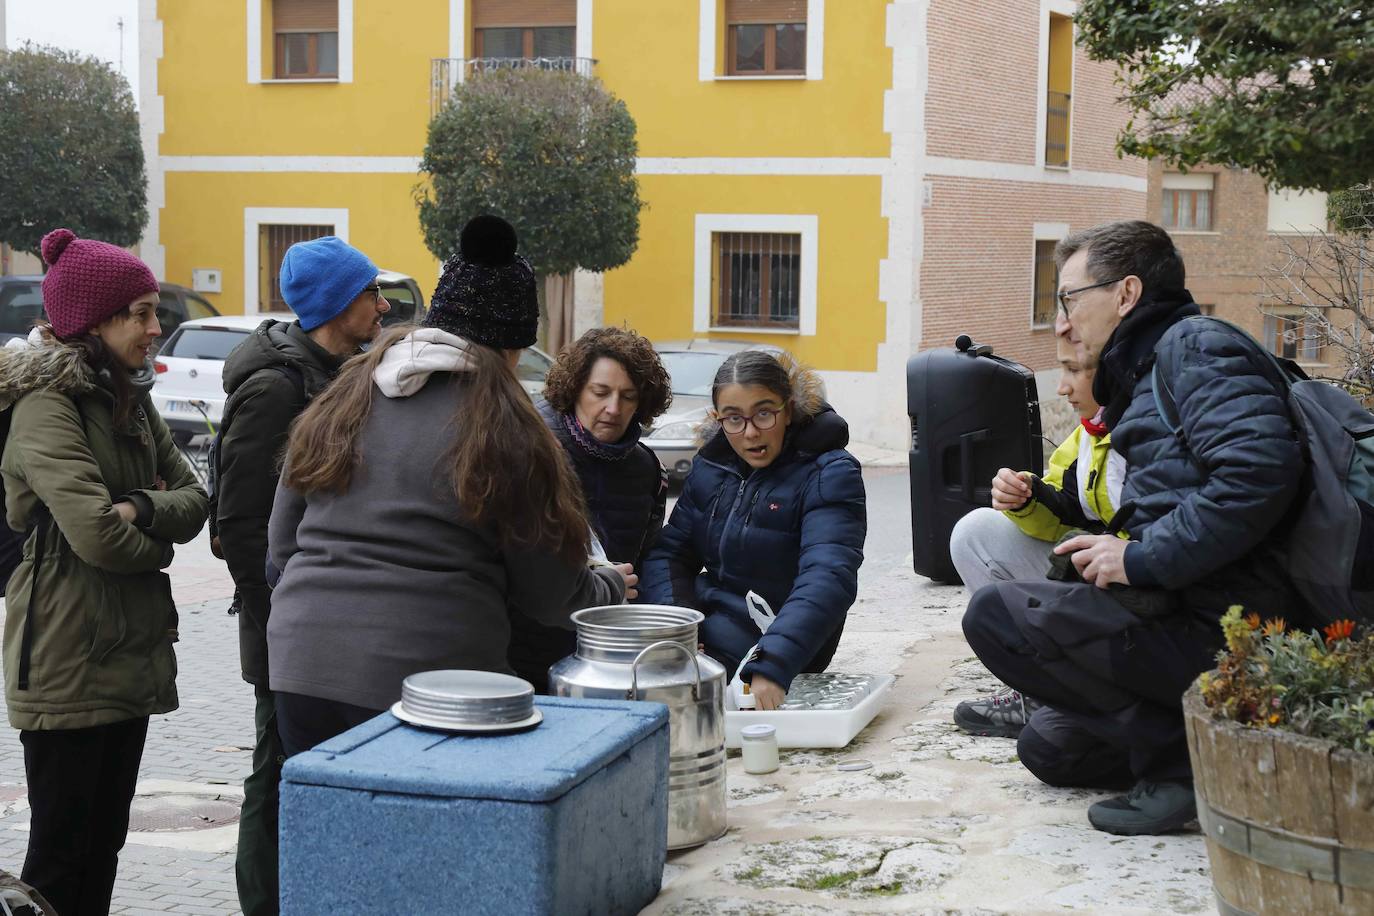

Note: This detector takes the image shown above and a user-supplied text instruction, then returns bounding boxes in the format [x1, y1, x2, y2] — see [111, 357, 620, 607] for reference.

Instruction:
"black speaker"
[907, 335, 1043, 583]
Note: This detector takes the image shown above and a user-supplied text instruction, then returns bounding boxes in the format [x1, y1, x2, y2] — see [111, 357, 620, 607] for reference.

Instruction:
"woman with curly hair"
[640, 350, 866, 710]
[508, 327, 672, 690]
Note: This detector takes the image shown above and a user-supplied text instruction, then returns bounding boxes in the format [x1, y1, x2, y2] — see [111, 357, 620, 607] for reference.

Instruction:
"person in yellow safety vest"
[947, 334, 1128, 757]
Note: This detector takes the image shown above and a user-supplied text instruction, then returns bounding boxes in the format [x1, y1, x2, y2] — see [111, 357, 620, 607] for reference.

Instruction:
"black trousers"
[962, 580, 1218, 785]
[275, 691, 383, 759]
[236, 686, 284, 916]
[20, 716, 149, 916]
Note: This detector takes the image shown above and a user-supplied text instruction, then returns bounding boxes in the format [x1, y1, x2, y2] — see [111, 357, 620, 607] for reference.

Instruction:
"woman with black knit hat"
[265, 215, 635, 754]
[0, 229, 208, 914]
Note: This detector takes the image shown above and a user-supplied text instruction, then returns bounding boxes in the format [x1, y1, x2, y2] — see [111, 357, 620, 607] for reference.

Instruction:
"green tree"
[416, 67, 642, 277]
[0, 44, 148, 260]
[1075, 1, 1374, 192]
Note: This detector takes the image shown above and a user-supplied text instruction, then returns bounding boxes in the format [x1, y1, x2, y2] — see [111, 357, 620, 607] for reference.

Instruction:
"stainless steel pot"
[549, 605, 727, 850]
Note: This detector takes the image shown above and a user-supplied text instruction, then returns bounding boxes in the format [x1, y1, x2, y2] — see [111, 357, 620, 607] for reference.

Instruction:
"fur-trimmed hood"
[696, 358, 849, 461]
[692, 357, 829, 447]
[0, 330, 98, 410]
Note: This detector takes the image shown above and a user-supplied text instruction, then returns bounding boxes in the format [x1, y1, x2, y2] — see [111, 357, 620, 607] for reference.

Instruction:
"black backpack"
[207, 362, 305, 541]
[1152, 316, 1374, 625]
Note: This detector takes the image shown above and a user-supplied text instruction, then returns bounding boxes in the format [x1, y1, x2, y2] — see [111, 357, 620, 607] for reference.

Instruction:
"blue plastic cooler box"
[279, 695, 670, 915]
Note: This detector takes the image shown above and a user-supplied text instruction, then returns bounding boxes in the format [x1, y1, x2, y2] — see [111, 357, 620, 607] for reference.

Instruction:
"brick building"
[919, 0, 1146, 379]
[1146, 160, 1334, 369]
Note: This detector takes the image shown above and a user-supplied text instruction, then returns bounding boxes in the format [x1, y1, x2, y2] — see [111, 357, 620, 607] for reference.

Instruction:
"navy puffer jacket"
[641, 403, 866, 689]
[1096, 294, 1302, 622]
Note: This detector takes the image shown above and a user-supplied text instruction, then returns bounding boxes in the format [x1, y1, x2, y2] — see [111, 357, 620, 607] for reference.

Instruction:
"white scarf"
[372, 328, 479, 398]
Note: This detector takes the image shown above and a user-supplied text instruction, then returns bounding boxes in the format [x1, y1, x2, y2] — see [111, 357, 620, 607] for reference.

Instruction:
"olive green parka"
[0, 338, 208, 730]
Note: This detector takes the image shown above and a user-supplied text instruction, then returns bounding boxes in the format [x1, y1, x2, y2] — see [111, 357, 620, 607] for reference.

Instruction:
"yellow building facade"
[141, 0, 1142, 447]
[140, 0, 917, 445]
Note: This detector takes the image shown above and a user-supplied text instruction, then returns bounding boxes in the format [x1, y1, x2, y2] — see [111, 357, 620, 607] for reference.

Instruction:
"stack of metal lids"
[391, 670, 542, 733]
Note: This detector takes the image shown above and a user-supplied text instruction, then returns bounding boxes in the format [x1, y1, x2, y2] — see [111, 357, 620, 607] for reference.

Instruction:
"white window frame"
[1161, 172, 1216, 233]
[694, 213, 818, 335]
[1037, 0, 1077, 170]
[243, 207, 350, 314]
[1267, 187, 1330, 235]
[699, 0, 824, 82]
[447, 0, 593, 80]
[248, 0, 354, 84]
[1030, 222, 1068, 330]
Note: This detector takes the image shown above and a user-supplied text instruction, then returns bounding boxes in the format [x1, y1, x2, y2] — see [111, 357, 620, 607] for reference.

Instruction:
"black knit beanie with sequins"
[425, 215, 539, 349]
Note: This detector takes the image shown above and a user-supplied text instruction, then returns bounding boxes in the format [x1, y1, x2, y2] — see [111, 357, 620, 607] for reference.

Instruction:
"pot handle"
[628, 640, 701, 701]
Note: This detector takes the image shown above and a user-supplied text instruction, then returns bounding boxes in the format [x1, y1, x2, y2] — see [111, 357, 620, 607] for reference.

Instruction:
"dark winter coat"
[217, 319, 346, 685]
[266, 330, 625, 712]
[0, 340, 208, 730]
[507, 401, 668, 691]
[1097, 293, 1302, 622]
[536, 399, 668, 567]
[641, 397, 866, 690]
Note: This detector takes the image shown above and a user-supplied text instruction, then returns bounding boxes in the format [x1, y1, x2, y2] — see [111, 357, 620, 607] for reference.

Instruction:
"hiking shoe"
[1088, 779, 1197, 835]
[952, 686, 1040, 738]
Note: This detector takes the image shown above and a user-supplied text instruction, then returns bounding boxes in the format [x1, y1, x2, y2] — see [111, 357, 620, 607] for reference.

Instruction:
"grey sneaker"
[952, 686, 1040, 738]
[1088, 779, 1197, 835]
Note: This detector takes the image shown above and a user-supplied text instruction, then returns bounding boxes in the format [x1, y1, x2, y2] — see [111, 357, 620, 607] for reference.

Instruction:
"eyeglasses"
[718, 407, 782, 435]
[1057, 277, 1125, 317]
[362, 284, 384, 302]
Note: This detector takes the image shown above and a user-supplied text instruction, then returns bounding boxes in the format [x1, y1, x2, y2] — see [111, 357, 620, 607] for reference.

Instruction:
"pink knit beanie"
[40, 229, 160, 340]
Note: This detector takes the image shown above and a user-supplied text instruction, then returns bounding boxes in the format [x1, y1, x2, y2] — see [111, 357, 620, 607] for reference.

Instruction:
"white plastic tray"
[724, 674, 895, 749]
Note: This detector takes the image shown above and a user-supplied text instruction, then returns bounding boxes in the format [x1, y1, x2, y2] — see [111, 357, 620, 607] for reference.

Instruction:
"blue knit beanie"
[279, 237, 378, 331]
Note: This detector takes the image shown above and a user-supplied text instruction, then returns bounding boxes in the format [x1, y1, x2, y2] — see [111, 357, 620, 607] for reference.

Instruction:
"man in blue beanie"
[215, 236, 388, 916]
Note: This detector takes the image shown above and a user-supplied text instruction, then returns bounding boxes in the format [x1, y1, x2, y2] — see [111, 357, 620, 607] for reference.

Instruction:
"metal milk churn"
[550, 605, 727, 849]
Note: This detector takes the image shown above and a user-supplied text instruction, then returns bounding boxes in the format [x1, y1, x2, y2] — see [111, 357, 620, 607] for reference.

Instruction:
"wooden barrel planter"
[1183, 683, 1374, 915]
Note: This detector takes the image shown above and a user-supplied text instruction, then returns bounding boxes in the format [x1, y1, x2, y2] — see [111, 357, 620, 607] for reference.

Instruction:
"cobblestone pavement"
[0, 470, 1213, 914]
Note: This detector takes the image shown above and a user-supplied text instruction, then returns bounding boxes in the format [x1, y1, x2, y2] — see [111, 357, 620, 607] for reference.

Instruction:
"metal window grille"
[1045, 90, 1071, 167]
[260, 224, 334, 312]
[1032, 239, 1059, 327]
[713, 232, 801, 330]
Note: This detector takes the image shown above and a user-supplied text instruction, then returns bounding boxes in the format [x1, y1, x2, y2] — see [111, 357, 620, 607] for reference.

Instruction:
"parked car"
[150, 314, 554, 444]
[377, 269, 426, 326]
[644, 339, 785, 480]
[0, 276, 222, 353]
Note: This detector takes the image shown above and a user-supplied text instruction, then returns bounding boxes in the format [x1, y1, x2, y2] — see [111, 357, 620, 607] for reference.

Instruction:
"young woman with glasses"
[640, 350, 867, 710]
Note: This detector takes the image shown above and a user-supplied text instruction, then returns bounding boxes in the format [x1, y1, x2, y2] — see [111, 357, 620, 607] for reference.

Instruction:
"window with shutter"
[725, 0, 806, 75]
[273, 0, 339, 79]
[472, 0, 576, 63]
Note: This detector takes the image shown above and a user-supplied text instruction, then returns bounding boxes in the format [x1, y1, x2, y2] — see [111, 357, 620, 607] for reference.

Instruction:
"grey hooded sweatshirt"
[265, 329, 623, 711]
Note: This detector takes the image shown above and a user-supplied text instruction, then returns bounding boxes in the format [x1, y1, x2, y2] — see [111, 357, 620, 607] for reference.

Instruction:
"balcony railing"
[1045, 90, 1071, 168]
[431, 57, 598, 117]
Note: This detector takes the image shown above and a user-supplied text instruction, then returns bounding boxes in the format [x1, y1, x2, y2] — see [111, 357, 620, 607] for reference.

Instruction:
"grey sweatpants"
[948, 507, 1053, 593]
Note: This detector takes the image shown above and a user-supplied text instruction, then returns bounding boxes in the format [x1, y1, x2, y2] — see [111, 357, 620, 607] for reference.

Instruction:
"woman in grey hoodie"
[265, 217, 633, 754]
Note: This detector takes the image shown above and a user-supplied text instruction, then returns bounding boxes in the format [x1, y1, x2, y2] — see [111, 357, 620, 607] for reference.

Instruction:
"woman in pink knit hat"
[0, 229, 208, 914]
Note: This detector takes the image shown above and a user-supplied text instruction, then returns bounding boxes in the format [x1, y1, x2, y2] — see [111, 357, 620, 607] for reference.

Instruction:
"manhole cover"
[127, 793, 241, 833]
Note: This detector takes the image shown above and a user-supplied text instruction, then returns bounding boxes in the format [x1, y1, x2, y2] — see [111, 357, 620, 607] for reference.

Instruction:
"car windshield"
[659, 351, 728, 397]
[163, 327, 250, 360]
[0, 282, 44, 335]
[515, 349, 550, 383]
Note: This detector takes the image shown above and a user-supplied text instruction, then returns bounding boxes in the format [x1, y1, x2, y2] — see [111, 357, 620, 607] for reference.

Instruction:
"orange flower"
[1324, 619, 1356, 644]
[1245, 613, 1262, 630]
[1268, 713, 1282, 725]
[1262, 618, 1287, 637]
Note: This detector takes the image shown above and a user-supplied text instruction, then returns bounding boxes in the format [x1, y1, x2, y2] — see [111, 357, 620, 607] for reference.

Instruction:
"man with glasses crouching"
[960, 220, 1302, 836]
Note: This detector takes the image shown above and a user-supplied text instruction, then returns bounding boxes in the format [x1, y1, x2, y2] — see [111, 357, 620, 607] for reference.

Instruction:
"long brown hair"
[282, 325, 591, 564]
